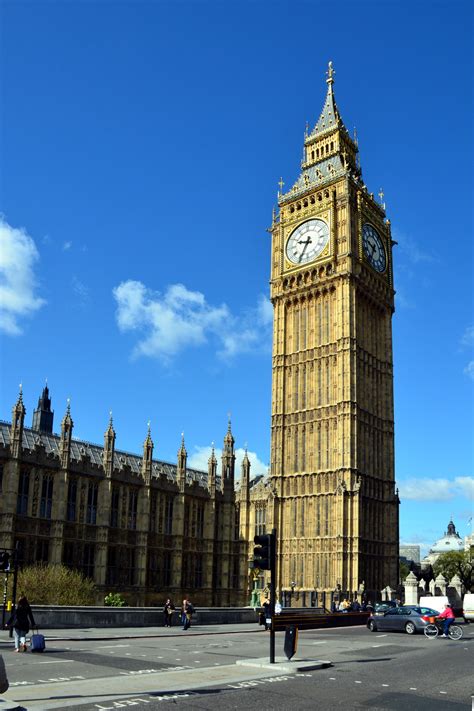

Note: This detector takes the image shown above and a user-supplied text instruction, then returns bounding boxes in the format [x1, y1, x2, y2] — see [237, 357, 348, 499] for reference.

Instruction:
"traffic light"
[0, 551, 10, 572]
[253, 531, 275, 571]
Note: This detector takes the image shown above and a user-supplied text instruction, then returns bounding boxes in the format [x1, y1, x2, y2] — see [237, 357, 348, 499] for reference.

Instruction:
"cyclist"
[437, 603, 455, 637]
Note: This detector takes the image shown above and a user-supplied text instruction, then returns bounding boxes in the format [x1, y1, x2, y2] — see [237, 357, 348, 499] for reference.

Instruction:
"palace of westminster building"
[0, 64, 399, 606]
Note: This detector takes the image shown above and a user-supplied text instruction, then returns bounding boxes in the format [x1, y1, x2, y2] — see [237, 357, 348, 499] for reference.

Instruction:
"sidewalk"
[1, 657, 320, 711]
[0, 624, 335, 709]
[0, 623, 270, 710]
[0, 621, 262, 647]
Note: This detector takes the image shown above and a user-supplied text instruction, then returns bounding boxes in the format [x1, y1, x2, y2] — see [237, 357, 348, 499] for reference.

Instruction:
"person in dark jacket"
[262, 598, 271, 630]
[182, 598, 194, 631]
[163, 598, 175, 627]
[8, 596, 35, 652]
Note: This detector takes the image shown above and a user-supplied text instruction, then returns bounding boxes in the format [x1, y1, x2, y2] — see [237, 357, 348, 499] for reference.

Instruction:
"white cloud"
[394, 229, 434, 265]
[464, 361, 474, 380]
[62, 240, 72, 251]
[398, 476, 474, 501]
[113, 279, 272, 363]
[71, 276, 89, 302]
[461, 326, 474, 348]
[188, 444, 268, 478]
[454, 477, 474, 500]
[0, 216, 46, 335]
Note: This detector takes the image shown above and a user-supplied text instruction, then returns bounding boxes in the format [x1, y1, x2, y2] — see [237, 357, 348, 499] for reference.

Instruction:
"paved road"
[1, 623, 472, 710]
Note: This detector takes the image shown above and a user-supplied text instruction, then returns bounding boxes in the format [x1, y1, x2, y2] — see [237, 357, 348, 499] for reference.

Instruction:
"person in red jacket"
[437, 603, 455, 637]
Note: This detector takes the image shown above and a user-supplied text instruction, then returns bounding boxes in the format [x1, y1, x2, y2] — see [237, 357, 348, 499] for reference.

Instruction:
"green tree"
[14, 564, 97, 605]
[399, 560, 410, 582]
[433, 551, 473, 591]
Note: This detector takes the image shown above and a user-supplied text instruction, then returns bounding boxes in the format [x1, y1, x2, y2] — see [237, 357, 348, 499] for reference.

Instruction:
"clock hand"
[298, 238, 312, 262]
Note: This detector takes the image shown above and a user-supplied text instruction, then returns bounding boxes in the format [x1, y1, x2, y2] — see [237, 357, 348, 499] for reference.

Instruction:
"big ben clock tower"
[269, 62, 399, 598]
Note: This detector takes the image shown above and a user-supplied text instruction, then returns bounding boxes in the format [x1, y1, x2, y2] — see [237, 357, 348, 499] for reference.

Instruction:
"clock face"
[286, 219, 329, 265]
[362, 223, 386, 272]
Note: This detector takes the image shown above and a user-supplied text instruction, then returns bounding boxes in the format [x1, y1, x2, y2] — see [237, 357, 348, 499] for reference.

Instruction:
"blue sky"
[0, 0, 472, 557]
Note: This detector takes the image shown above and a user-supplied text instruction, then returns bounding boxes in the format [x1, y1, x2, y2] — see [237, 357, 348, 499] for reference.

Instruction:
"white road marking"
[96, 644, 131, 649]
[440, 691, 447, 695]
[38, 659, 74, 664]
[355, 680, 362, 684]
[329, 678, 336, 680]
[376, 634, 388, 638]
[372, 645, 382, 648]
[410, 687, 417, 690]
[382, 684, 389, 687]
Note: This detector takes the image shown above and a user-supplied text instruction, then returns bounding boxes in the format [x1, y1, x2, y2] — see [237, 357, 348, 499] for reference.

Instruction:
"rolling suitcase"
[30, 628, 46, 653]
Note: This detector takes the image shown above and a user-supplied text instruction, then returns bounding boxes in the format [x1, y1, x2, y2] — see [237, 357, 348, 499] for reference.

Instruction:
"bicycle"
[423, 618, 463, 640]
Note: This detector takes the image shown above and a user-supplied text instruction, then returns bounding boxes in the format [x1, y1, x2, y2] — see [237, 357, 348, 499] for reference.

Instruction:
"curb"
[236, 657, 332, 673]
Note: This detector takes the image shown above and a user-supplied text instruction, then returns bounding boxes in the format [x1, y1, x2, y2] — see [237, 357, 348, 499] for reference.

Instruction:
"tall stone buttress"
[219, 421, 236, 604]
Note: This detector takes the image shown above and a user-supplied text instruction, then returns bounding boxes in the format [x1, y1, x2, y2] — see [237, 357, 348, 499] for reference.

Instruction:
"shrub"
[104, 592, 128, 607]
[15, 564, 96, 605]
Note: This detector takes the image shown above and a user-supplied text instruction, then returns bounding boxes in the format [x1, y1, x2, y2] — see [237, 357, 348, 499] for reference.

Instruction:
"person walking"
[7, 595, 35, 652]
[182, 597, 194, 631]
[163, 598, 175, 627]
[262, 598, 271, 630]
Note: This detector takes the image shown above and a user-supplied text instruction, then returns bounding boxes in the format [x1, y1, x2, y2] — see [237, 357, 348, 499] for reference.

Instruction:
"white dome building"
[422, 520, 464, 567]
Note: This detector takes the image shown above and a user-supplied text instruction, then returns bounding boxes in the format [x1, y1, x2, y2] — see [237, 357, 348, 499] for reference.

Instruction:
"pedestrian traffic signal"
[252, 531, 276, 571]
[0, 551, 10, 572]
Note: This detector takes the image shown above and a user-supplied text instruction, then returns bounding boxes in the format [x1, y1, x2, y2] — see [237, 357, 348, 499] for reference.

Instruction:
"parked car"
[462, 593, 474, 622]
[373, 601, 397, 615]
[367, 605, 440, 634]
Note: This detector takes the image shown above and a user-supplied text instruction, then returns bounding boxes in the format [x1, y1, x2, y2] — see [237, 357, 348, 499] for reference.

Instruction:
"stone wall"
[30, 606, 259, 629]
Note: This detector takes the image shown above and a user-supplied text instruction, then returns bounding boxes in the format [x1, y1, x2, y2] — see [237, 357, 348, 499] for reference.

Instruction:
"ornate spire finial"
[147, 420, 151, 434]
[326, 60, 335, 86]
[378, 188, 386, 210]
[278, 176, 284, 196]
[18, 383, 23, 402]
[66, 397, 71, 414]
[109, 410, 113, 426]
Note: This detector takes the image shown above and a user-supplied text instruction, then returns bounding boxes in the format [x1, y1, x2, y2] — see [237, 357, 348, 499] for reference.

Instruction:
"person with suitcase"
[7, 595, 35, 652]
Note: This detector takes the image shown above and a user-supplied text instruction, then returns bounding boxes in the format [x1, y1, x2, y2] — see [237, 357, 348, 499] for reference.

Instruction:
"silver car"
[367, 605, 440, 635]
